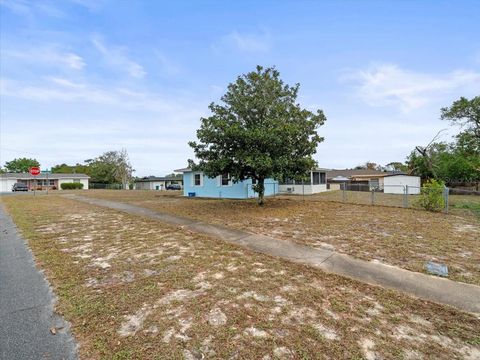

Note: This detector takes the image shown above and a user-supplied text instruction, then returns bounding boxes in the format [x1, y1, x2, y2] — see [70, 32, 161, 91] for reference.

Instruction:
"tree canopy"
[50, 149, 134, 187]
[385, 162, 408, 172]
[51, 163, 89, 174]
[4, 158, 40, 173]
[189, 66, 326, 205]
[408, 96, 480, 186]
[86, 149, 133, 187]
[441, 96, 480, 140]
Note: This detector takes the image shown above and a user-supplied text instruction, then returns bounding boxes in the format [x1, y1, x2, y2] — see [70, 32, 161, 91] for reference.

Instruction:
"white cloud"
[68, 0, 104, 11]
[1, 76, 206, 116]
[215, 29, 272, 53]
[63, 53, 85, 69]
[92, 37, 146, 78]
[3, 46, 86, 70]
[0, 0, 65, 18]
[342, 64, 480, 111]
[48, 77, 86, 89]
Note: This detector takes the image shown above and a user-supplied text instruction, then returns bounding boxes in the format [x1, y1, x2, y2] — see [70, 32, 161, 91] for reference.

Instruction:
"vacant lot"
[2, 194, 479, 359]
[82, 190, 480, 285]
[305, 190, 480, 216]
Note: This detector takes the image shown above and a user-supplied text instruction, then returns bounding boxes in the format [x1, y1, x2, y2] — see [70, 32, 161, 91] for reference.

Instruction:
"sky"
[1, 0, 479, 176]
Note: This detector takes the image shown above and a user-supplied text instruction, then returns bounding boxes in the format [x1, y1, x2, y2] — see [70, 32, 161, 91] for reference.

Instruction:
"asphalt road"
[0, 204, 77, 360]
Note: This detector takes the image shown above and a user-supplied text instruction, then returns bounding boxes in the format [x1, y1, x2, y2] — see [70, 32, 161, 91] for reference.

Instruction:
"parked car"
[12, 183, 29, 192]
[166, 184, 182, 190]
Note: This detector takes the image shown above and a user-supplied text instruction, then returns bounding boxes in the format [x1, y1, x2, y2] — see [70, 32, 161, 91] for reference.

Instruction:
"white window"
[193, 173, 203, 186]
[73, 179, 80, 183]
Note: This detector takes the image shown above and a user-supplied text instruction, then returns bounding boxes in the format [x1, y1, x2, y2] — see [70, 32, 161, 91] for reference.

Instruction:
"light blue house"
[175, 168, 279, 199]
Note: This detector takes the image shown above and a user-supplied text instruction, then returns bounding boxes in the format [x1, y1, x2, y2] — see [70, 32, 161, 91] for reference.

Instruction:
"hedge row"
[60, 182, 84, 190]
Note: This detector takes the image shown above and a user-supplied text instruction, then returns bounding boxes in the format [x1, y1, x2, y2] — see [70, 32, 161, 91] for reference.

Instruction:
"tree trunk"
[257, 178, 265, 206]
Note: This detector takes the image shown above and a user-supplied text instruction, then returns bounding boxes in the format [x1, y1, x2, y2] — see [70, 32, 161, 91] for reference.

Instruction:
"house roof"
[135, 176, 183, 183]
[382, 173, 413, 178]
[174, 167, 191, 173]
[312, 168, 330, 172]
[326, 169, 392, 179]
[1, 172, 90, 180]
[175, 167, 330, 174]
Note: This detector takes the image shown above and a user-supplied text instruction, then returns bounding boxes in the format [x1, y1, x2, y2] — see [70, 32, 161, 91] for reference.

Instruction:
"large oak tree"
[189, 66, 326, 205]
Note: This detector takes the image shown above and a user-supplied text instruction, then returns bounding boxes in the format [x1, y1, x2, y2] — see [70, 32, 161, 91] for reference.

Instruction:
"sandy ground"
[1, 194, 479, 359]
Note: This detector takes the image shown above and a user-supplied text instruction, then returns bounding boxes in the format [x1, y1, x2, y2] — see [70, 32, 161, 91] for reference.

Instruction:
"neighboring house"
[278, 169, 329, 195]
[134, 176, 183, 190]
[175, 168, 278, 199]
[383, 174, 421, 194]
[326, 169, 420, 194]
[0, 173, 90, 192]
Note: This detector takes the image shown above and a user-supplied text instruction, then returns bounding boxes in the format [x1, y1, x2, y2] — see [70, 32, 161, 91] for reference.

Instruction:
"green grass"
[451, 201, 480, 217]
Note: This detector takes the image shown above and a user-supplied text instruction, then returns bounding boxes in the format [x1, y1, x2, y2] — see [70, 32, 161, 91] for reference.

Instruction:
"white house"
[326, 170, 421, 194]
[383, 174, 421, 194]
[278, 169, 329, 195]
[134, 176, 183, 190]
[0, 173, 89, 192]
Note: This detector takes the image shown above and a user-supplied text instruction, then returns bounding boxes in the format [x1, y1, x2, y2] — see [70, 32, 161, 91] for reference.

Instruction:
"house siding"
[182, 172, 278, 199]
[278, 183, 327, 195]
[383, 175, 421, 194]
[0, 178, 17, 192]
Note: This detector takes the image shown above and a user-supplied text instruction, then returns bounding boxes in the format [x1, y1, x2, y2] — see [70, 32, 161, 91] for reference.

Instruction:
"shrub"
[60, 182, 84, 190]
[416, 179, 446, 212]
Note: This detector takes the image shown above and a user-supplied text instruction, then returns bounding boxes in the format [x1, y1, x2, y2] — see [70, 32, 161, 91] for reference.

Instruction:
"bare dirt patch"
[2, 194, 479, 359]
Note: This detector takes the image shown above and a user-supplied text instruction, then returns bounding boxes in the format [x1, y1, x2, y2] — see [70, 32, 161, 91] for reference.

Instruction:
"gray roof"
[326, 169, 392, 179]
[1, 173, 90, 180]
[135, 176, 183, 183]
[175, 167, 330, 174]
[383, 172, 411, 177]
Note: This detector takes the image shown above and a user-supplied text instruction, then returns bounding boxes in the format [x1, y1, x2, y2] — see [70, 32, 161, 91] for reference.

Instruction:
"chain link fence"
[89, 183, 126, 190]
[447, 187, 480, 217]
[285, 183, 477, 214]
[324, 183, 424, 209]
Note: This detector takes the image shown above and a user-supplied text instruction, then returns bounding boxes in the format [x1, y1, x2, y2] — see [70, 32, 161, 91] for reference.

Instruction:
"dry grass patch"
[83, 190, 480, 285]
[1, 194, 479, 359]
